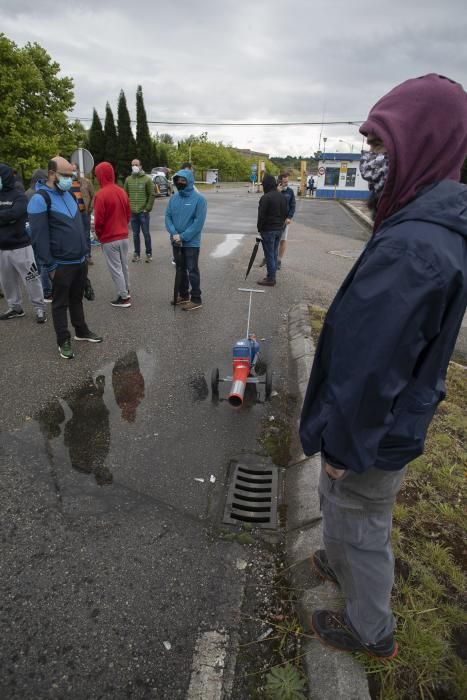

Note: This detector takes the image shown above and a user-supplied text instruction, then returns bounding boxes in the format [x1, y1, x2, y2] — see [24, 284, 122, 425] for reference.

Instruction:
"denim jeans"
[40, 265, 52, 297]
[131, 212, 152, 256]
[173, 245, 201, 302]
[261, 230, 282, 281]
[81, 212, 91, 257]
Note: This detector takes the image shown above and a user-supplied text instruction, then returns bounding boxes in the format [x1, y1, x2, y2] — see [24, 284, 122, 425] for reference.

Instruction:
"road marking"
[186, 630, 229, 700]
[210, 234, 245, 258]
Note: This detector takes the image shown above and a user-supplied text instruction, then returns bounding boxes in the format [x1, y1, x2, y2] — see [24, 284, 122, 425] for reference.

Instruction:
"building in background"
[315, 152, 369, 199]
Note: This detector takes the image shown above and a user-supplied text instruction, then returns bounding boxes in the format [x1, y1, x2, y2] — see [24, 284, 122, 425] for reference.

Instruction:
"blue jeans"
[173, 245, 201, 302]
[81, 212, 91, 257]
[261, 230, 282, 281]
[41, 266, 52, 297]
[131, 212, 152, 256]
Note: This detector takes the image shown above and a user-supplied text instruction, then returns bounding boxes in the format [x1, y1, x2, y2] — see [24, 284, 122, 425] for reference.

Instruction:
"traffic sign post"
[71, 148, 94, 176]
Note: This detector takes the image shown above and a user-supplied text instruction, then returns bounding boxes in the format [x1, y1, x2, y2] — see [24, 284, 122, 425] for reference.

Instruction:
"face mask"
[359, 151, 389, 195]
[132, 166, 141, 174]
[57, 176, 73, 192]
[176, 182, 187, 191]
[72, 171, 78, 179]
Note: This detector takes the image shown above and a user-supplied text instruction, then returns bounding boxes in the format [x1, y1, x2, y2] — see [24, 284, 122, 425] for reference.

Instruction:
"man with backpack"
[27, 156, 103, 359]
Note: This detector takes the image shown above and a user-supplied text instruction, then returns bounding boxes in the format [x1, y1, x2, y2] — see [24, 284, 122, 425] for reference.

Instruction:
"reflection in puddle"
[35, 350, 149, 486]
[112, 351, 145, 423]
[210, 234, 244, 258]
[37, 377, 112, 485]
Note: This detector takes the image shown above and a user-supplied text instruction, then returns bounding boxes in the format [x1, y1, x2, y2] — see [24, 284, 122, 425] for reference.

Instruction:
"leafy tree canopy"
[0, 33, 75, 178]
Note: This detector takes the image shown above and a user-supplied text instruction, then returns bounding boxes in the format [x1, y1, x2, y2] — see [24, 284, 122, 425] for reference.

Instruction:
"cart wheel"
[265, 368, 273, 400]
[211, 368, 220, 398]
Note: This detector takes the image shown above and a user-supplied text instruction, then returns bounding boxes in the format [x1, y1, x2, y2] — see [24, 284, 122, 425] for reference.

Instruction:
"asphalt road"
[1, 191, 463, 698]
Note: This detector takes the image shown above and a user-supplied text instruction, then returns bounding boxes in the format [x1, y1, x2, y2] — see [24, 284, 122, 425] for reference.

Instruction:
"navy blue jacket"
[300, 180, 467, 473]
[27, 183, 87, 271]
[281, 186, 296, 219]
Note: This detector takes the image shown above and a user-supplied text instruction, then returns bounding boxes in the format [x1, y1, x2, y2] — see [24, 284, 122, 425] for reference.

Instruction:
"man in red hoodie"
[94, 162, 132, 307]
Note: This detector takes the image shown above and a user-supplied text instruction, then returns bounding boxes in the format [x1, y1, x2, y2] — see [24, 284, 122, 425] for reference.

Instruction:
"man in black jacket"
[0, 163, 46, 323]
[257, 174, 287, 286]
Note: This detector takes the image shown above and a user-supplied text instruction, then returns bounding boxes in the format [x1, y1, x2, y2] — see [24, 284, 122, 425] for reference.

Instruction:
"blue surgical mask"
[57, 176, 73, 192]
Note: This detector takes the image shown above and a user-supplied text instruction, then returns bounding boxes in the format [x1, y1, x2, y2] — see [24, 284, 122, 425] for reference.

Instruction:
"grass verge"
[309, 305, 467, 700]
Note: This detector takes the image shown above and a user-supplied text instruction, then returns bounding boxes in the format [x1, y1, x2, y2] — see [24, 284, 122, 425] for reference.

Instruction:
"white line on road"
[186, 630, 229, 700]
[210, 234, 245, 258]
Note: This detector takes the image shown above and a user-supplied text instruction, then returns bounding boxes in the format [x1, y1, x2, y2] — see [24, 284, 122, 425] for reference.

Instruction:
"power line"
[71, 117, 364, 127]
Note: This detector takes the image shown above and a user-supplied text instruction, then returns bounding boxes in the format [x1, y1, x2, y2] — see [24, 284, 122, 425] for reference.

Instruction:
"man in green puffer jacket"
[124, 159, 156, 262]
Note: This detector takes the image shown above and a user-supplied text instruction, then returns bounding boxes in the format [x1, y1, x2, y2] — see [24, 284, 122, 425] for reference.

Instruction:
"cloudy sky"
[4, 0, 467, 157]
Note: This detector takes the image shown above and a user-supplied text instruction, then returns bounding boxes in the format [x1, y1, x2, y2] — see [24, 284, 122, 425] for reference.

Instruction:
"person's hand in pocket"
[325, 462, 347, 480]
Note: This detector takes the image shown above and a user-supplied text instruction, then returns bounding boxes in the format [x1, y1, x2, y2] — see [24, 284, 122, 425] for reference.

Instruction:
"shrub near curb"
[308, 306, 467, 700]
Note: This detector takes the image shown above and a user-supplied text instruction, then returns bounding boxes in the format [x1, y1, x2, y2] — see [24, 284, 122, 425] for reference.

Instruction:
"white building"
[315, 152, 369, 200]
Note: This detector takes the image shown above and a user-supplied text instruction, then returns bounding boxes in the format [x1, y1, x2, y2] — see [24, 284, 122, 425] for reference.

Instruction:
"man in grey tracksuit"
[0, 163, 46, 323]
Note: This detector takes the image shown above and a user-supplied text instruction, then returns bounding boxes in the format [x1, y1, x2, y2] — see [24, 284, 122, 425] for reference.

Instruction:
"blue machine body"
[233, 336, 260, 368]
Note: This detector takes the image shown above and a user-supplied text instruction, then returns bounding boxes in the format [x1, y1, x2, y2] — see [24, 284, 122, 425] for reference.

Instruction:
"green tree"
[0, 33, 74, 178]
[158, 133, 174, 145]
[88, 108, 105, 165]
[103, 102, 118, 169]
[135, 85, 153, 171]
[116, 89, 136, 179]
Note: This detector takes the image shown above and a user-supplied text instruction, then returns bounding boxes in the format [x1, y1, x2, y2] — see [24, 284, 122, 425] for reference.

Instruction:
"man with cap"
[28, 156, 103, 359]
[300, 74, 467, 659]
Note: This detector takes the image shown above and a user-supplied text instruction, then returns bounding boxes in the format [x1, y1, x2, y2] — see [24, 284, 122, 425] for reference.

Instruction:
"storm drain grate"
[223, 461, 279, 529]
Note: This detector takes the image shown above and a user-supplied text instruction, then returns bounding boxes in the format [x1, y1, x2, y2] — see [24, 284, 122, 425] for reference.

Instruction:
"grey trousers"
[319, 458, 407, 644]
[0, 246, 44, 313]
[102, 239, 130, 299]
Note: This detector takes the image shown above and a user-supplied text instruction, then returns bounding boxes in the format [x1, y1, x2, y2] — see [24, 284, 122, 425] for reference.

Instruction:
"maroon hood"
[360, 74, 467, 231]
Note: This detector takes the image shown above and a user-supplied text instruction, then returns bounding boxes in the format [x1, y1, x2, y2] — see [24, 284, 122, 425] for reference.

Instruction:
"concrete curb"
[286, 303, 371, 700]
[338, 199, 373, 230]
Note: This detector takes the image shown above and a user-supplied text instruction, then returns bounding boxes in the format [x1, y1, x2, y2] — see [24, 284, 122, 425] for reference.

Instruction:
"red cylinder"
[228, 359, 251, 407]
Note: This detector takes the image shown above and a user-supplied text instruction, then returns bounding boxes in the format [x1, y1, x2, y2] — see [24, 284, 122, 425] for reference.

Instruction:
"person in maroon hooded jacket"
[300, 74, 467, 659]
[93, 162, 132, 307]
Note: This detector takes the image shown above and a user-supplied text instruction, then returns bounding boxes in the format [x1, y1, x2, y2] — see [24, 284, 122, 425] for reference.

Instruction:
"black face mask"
[176, 182, 187, 191]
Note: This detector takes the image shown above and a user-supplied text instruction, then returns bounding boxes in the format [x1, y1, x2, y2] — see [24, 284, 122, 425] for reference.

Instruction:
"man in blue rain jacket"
[165, 169, 207, 311]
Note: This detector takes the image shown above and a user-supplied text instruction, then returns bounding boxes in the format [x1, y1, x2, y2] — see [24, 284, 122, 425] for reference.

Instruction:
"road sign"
[250, 174, 257, 182]
[251, 164, 257, 171]
[71, 148, 94, 176]
[318, 166, 325, 176]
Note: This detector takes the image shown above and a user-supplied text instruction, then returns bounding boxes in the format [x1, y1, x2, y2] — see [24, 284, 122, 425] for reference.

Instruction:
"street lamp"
[338, 139, 353, 152]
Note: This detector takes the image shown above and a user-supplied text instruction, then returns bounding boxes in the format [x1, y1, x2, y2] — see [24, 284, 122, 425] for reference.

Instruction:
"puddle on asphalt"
[35, 350, 151, 487]
[210, 234, 244, 258]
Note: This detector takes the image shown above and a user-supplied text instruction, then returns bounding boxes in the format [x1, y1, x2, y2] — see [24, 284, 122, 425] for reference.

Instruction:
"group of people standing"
[0, 156, 208, 358]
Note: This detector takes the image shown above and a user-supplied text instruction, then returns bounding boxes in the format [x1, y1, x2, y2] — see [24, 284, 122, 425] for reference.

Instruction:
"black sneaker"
[311, 610, 399, 660]
[0, 308, 25, 320]
[74, 331, 103, 343]
[43, 294, 53, 304]
[58, 339, 74, 359]
[110, 296, 132, 308]
[310, 550, 339, 585]
[36, 309, 47, 324]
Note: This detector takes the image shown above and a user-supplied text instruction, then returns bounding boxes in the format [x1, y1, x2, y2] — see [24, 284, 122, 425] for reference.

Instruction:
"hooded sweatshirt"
[165, 169, 207, 247]
[257, 175, 288, 233]
[300, 74, 467, 474]
[0, 163, 29, 251]
[94, 162, 131, 244]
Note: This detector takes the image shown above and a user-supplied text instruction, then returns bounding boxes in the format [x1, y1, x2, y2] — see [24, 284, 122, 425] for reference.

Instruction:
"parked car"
[151, 172, 171, 197]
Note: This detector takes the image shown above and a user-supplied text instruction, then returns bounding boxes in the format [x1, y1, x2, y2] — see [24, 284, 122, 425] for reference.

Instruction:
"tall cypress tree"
[116, 90, 136, 180]
[136, 85, 153, 171]
[103, 102, 118, 170]
[87, 109, 105, 165]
